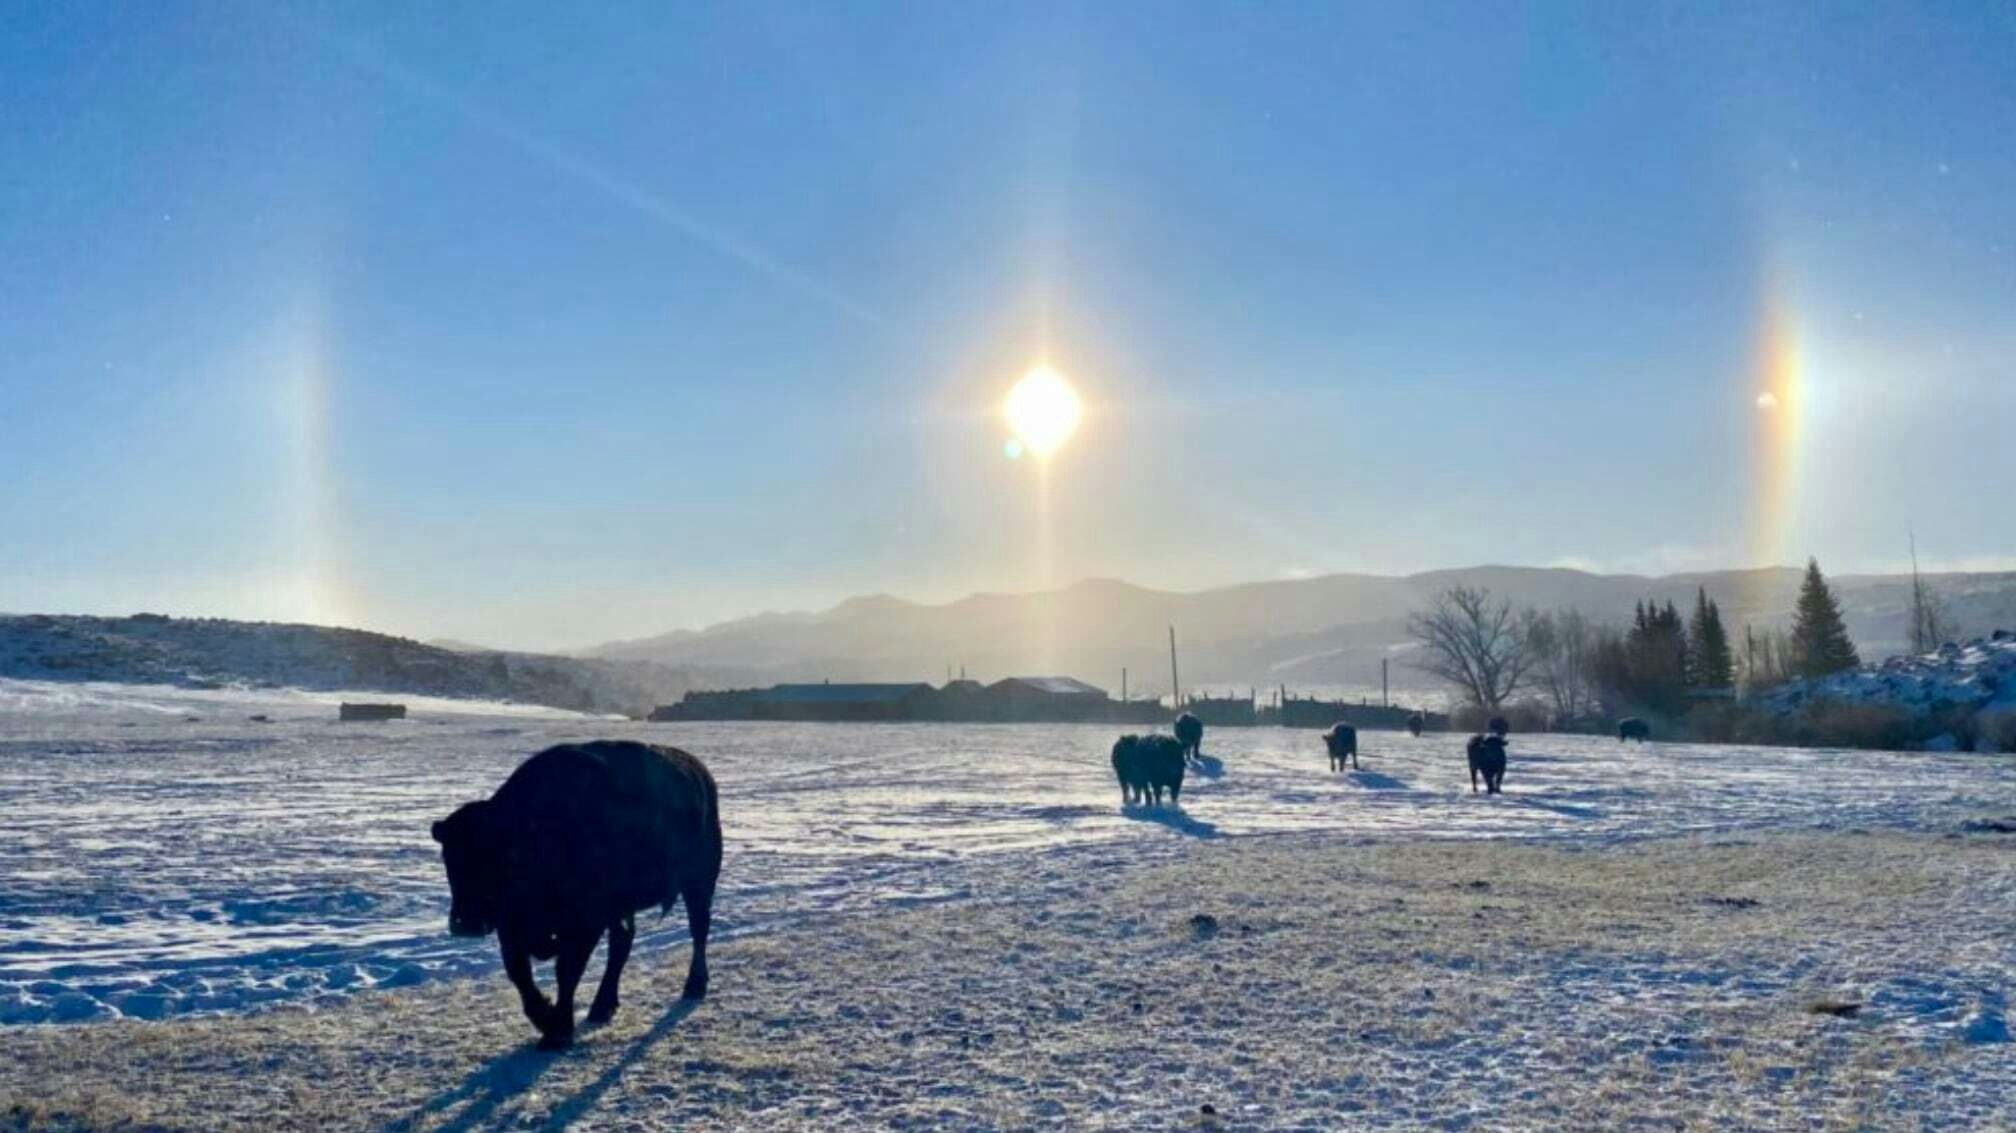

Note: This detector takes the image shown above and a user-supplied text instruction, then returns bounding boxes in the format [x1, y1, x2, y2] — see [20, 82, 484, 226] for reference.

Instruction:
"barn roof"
[757, 682, 934, 704]
[989, 676, 1108, 698]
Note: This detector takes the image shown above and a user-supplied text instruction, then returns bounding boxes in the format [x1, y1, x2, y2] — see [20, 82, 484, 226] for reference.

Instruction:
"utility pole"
[1382, 658, 1389, 708]
[1168, 625, 1181, 711]
[1121, 667, 1128, 703]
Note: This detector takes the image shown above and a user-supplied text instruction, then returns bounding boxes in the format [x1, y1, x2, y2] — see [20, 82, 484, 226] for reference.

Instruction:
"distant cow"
[1487, 716, 1510, 737]
[1323, 722, 1359, 772]
[432, 741, 722, 1051]
[1174, 712, 1204, 763]
[1467, 734, 1508, 794]
[1111, 735, 1146, 805]
[1406, 713, 1425, 738]
[1112, 734, 1188, 807]
[1618, 717, 1651, 743]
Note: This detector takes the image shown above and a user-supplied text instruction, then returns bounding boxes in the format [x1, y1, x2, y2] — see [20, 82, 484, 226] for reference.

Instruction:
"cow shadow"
[389, 999, 699, 1133]
[1122, 804, 1221, 840]
[534, 999, 700, 1131]
[388, 1045, 555, 1133]
[1346, 770, 1408, 791]
[1505, 795, 1603, 820]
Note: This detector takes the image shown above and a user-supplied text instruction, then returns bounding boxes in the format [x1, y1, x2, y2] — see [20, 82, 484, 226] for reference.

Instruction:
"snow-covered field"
[3, 679, 2012, 1027]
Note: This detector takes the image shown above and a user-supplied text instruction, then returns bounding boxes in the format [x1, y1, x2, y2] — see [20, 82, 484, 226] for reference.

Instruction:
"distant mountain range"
[0, 614, 735, 716]
[6, 566, 2011, 713]
[589, 566, 2016, 696]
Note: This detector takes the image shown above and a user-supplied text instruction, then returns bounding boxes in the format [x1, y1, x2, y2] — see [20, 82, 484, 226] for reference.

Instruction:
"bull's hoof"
[682, 980, 709, 1001]
[585, 1000, 618, 1026]
[536, 1029, 574, 1052]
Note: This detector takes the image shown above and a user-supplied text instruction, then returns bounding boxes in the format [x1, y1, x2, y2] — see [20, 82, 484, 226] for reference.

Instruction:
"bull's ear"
[431, 819, 448, 844]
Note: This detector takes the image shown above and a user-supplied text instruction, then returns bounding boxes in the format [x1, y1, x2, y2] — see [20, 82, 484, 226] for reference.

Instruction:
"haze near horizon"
[3, 4, 2012, 652]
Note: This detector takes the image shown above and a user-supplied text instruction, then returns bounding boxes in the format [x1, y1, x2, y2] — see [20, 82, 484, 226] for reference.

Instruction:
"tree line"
[1407, 558, 1871, 724]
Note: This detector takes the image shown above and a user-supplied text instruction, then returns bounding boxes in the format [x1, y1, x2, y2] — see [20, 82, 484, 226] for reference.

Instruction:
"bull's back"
[494, 742, 720, 913]
[1139, 736, 1186, 782]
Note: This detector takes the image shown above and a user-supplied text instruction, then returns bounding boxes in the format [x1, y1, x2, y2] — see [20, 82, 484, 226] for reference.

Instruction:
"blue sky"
[2, 3, 2012, 650]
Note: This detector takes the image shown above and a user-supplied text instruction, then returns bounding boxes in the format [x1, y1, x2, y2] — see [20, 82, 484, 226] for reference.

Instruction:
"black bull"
[1174, 712, 1204, 761]
[1323, 722, 1359, 771]
[1112, 734, 1188, 806]
[1466, 734, 1508, 794]
[433, 741, 722, 1050]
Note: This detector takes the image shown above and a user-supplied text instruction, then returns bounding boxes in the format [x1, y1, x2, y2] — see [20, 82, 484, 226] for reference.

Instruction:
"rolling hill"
[590, 566, 2016, 696]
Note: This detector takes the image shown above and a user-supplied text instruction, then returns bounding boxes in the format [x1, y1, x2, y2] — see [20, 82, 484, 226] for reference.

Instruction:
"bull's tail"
[662, 765, 724, 921]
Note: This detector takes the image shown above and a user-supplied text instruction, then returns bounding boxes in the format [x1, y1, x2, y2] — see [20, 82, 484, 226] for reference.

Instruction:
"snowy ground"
[3, 679, 2014, 1028]
[3, 830, 2013, 1131]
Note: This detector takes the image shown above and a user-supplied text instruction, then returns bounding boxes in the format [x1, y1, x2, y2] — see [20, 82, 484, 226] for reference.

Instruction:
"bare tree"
[1908, 534, 1954, 654]
[1528, 607, 1596, 721]
[1407, 586, 1538, 711]
[1737, 622, 1795, 694]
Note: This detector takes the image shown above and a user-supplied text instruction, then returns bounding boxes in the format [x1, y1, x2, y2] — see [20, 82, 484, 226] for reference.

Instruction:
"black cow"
[1174, 712, 1204, 763]
[432, 741, 722, 1051]
[1618, 717, 1651, 743]
[1487, 716, 1510, 737]
[1111, 735, 1147, 805]
[1112, 734, 1188, 806]
[1467, 733, 1507, 794]
[1323, 722, 1359, 772]
[1406, 713, 1425, 738]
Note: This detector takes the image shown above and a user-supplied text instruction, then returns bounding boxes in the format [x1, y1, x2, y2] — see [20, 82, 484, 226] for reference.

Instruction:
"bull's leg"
[538, 930, 599, 1051]
[1352, 751, 1360, 771]
[1169, 781, 1181, 805]
[1470, 766, 1480, 793]
[680, 876, 716, 1000]
[501, 932, 555, 1037]
[586, 913, 636, 1025]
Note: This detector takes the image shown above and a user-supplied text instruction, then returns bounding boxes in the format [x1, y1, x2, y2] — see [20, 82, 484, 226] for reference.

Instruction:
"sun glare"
[1004, 365, 1082, 460]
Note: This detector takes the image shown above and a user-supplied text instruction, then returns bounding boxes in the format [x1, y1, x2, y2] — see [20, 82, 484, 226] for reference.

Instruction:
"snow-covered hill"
[0, 614, 717, 716]
[1763, 631, 2016, 747]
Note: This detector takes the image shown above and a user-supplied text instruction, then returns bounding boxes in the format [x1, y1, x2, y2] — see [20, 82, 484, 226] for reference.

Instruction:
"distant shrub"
[1794, 700, 1920, 751]
[1673, 699, 1939, 752]
[1977, 709, 2016, 754]
[1680, 703, 1746, 745]
[1449, 701, 1552, 733]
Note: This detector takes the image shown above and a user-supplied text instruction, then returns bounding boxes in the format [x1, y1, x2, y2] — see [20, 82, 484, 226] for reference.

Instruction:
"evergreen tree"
[1790, 558, 1860, 678]
[1688, 588, 1734, 690]
[1665, 600, 1689, 685]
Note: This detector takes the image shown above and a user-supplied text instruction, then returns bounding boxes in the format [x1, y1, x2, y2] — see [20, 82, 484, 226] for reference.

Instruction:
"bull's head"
[431, 800, 503, 938]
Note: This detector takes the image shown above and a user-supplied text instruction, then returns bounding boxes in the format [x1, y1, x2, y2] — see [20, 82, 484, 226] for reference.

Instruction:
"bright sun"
[1004, 365, 1083, 459]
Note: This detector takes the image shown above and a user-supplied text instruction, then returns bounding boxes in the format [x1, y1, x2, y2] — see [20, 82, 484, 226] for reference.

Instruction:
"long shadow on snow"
[1345, 770, 1408, 791]
[1502, 795, 1604, 820]
[536, 999, 700, 1131]
[387, 1046, 555, 1133]
[1121, 804, 1221, 839]
[386, 1000, 698, 1133]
